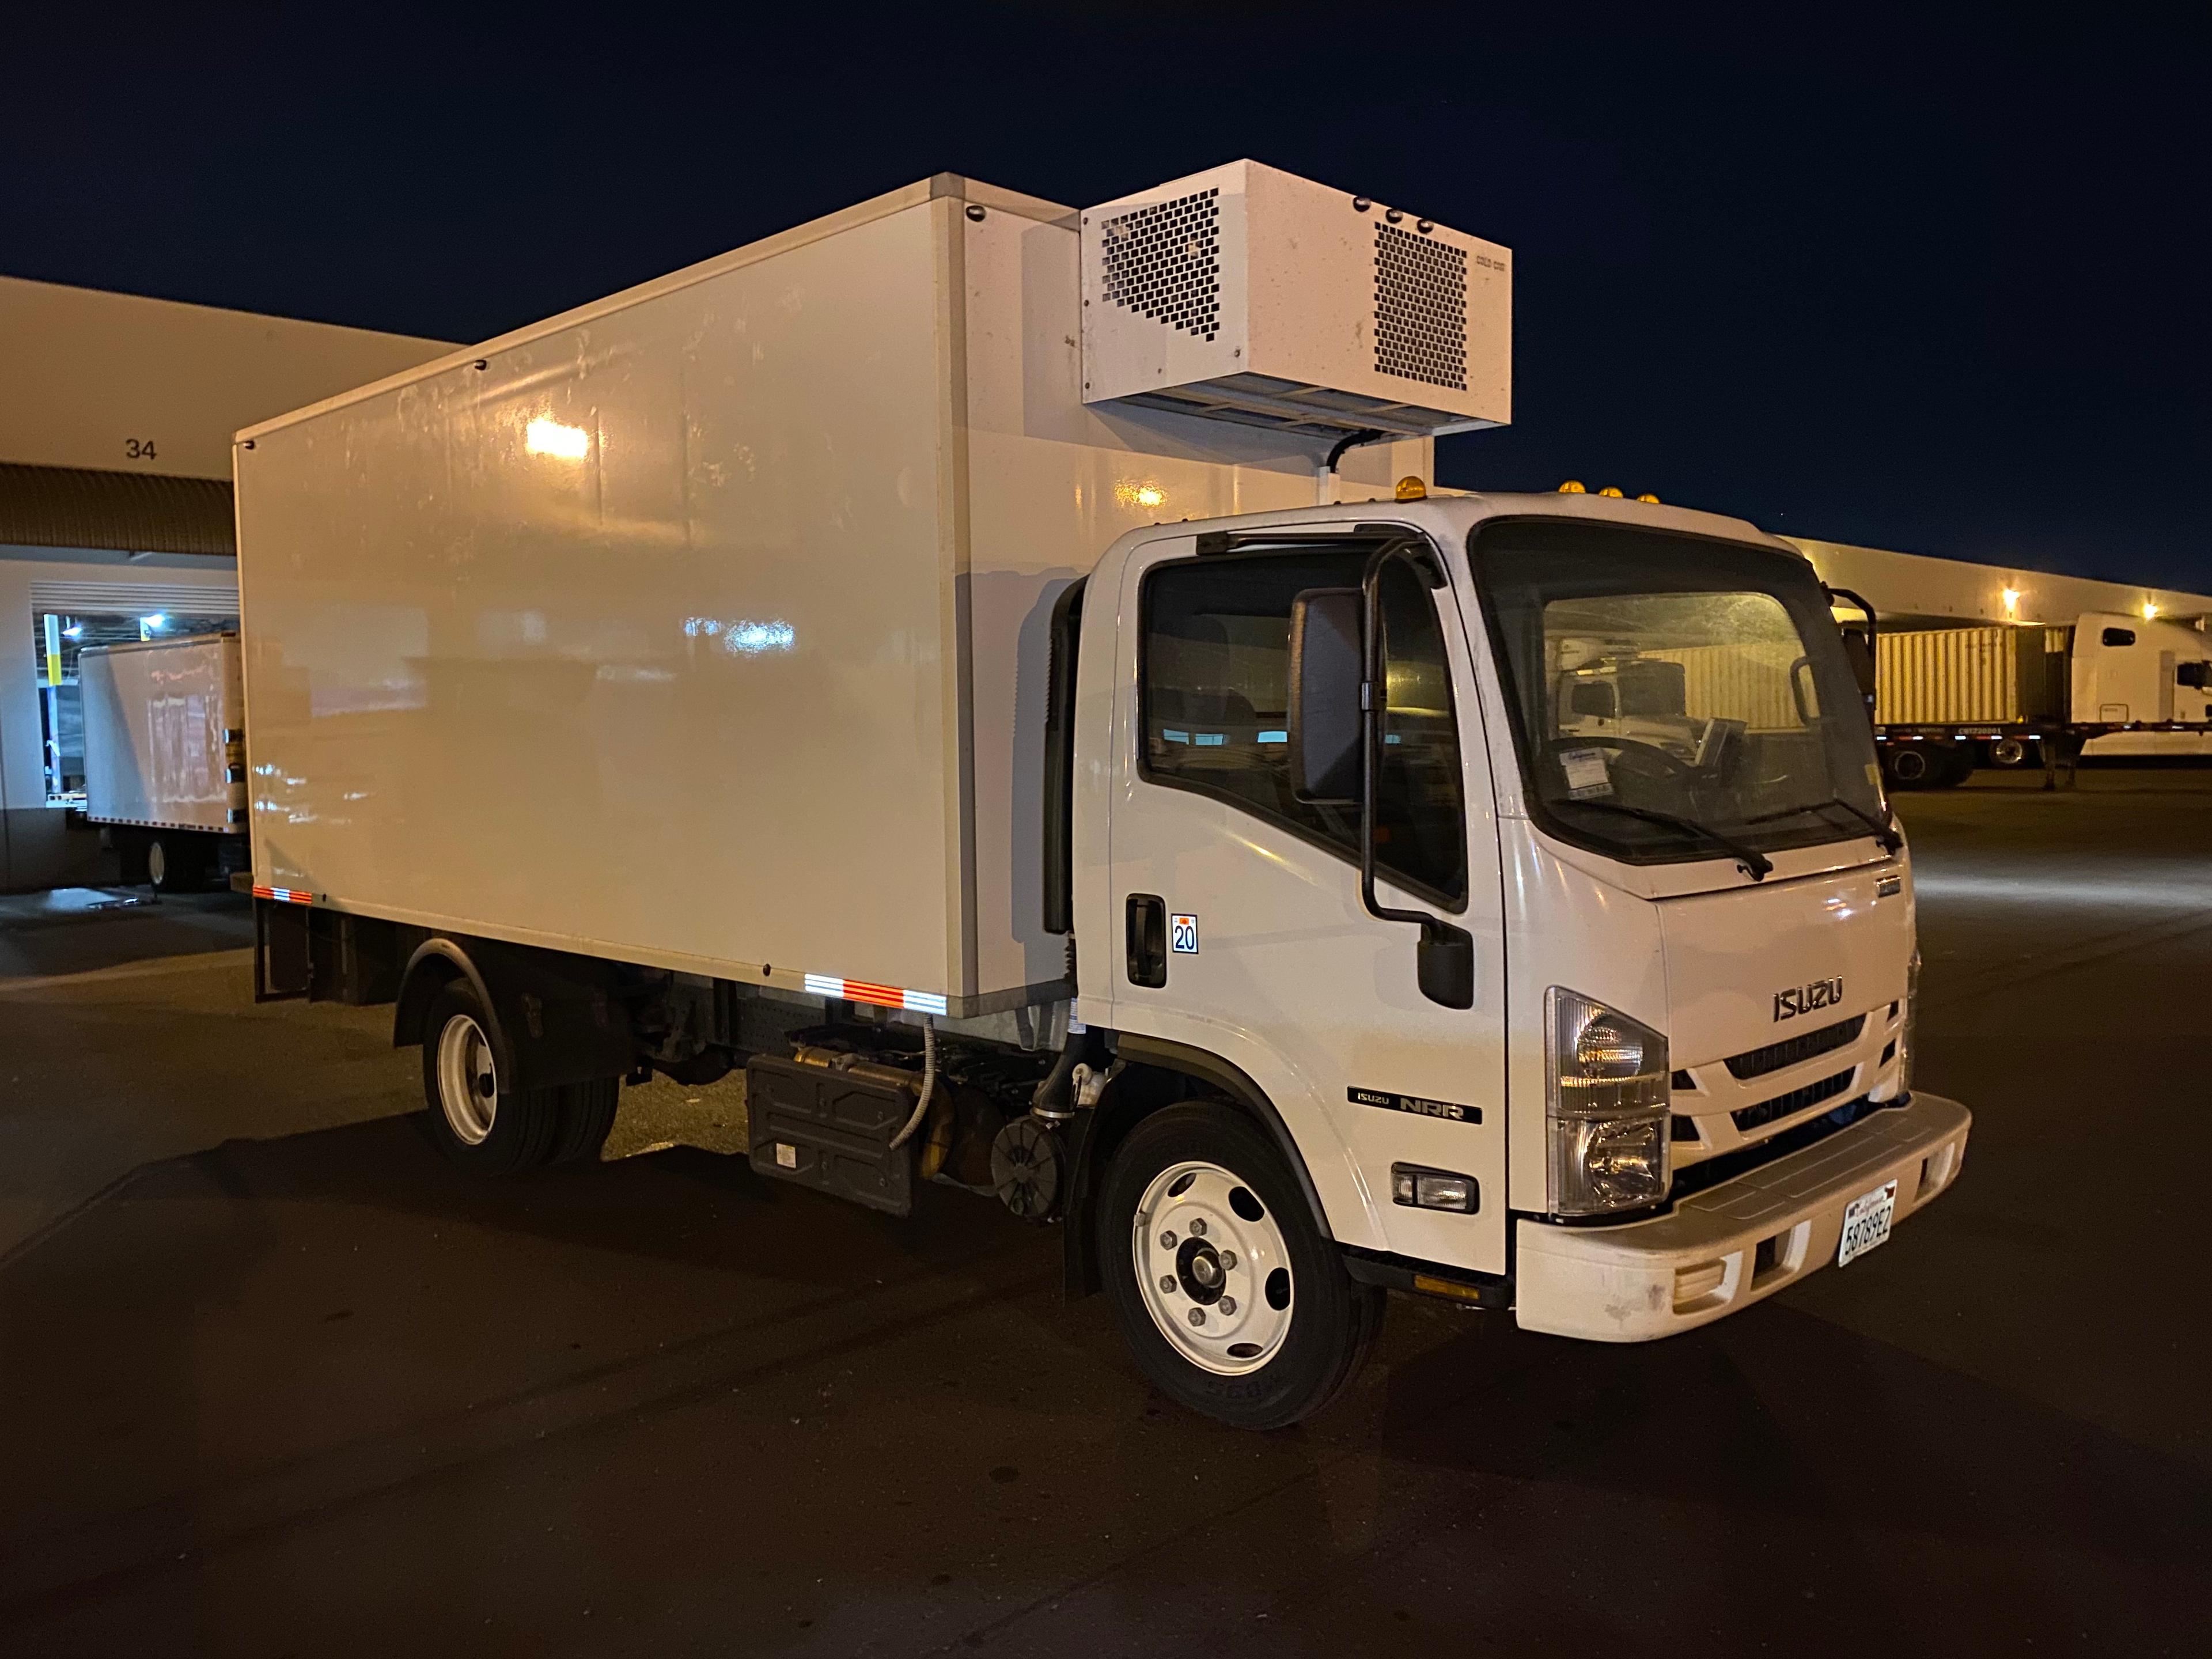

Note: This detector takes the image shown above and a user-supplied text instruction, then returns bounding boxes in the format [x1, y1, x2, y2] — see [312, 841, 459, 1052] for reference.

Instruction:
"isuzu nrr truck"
[235, 163, 1969, 1427]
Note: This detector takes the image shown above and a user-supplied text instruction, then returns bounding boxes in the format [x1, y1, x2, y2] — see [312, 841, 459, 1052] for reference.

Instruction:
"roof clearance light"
[1598, 486, 1625, 498]
[525, 417, 591, 460]
[1396, 476, 1429, 501]
[1636, 493, 1660, 505]
[1558, 480, 1586, 494]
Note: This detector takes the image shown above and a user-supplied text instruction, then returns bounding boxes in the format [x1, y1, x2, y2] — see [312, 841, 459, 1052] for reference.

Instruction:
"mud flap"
[254, 897, 310, 1002]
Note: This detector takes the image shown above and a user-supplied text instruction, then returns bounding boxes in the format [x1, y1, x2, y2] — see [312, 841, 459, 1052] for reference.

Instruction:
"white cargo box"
[79, 632, 246, 835]
[235, 171, 1439, 1016]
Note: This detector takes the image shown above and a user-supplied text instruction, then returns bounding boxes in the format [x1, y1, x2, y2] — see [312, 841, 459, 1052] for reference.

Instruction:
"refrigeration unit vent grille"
[1099, 186, 1221, 342]
[1373, 222, 1467, 391]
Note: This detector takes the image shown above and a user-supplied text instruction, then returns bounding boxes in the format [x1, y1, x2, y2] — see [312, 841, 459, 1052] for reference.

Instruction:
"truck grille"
[1731, 1067, 1855, 1132]
[1724, 1014, 1866, 1081]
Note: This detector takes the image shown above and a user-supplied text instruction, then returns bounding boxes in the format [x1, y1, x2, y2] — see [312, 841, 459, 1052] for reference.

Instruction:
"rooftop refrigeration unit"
[1080, 160, 1511, 439]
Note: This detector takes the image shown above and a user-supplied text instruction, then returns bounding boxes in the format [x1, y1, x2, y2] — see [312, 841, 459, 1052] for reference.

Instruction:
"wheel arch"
[1062, 1031, 1336, 1301]
[394, 937, 494, 1052]
[392, 933, 634, 1093]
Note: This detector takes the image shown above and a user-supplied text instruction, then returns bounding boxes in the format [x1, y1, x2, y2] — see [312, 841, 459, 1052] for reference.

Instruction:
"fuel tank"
[1656, 855, 1912, 1067]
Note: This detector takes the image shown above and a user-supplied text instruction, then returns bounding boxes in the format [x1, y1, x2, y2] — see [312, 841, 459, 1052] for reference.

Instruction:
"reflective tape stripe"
[251, 885, 315, 905]
[802, 972, 946, 1017]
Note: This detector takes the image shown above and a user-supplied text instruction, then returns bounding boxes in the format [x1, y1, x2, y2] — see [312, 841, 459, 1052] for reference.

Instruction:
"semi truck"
[234, 163, 1969, 1429]
[1830, 601, 2212, 787]
[78, 631, 248, 889]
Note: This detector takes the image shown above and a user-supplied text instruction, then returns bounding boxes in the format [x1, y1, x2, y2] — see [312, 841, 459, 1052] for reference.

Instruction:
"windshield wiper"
[1743, 797, 1903, 853]
[1552, 797, 1774, 880]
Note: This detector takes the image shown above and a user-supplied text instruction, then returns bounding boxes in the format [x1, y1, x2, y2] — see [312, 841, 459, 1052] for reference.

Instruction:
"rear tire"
[146, 835, 206, 893]
[550, 1077, 620, 1165]
[420, 980, 563, 1176]
[1884, 747, 1933, 789]
[1098, 1103, 1382, 1430]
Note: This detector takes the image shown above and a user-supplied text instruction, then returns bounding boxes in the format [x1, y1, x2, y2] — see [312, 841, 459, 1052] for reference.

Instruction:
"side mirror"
[1836, 629, 1876, 700]
[1417, 919, 1475, 1010]
[1287, 588, 1363, 804]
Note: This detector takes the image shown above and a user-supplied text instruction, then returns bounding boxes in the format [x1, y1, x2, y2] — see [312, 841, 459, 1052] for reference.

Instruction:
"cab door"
[1103, 532, 1509, 1273]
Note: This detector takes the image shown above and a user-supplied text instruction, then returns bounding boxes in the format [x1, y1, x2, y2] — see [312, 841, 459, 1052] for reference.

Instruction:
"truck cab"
[1061, 489, 1968, 1420]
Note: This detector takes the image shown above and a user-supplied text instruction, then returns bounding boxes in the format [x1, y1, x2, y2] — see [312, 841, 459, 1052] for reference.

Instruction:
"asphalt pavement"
[1, 771, 2206, 1657]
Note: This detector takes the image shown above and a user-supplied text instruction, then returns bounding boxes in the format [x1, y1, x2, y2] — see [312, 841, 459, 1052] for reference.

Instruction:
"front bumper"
[1514, 1092, 1971, 1342]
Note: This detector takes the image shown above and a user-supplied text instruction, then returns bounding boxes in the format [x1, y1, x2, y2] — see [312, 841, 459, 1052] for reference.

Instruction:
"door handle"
[1126, 893, 1167, 987]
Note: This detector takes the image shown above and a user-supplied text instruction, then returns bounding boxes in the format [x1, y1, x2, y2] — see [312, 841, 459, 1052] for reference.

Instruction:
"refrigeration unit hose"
[887, 1018, 938, 1152]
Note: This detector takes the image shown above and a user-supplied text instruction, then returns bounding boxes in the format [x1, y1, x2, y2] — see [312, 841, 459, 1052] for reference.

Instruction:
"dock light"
[525, 417, 590, 460]
[2143, 601, 2161, 621]
[1134, 485, 1165, 509]
[2002, 587, 2022, 619]
[1558, 480, 1586, 494]
[1395, 476, 1427, 501]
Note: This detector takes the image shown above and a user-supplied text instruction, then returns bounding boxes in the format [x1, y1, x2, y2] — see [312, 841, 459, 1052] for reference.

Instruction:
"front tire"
[1098, 1103, 1382, 1430]
[421, 980, 564, 1176]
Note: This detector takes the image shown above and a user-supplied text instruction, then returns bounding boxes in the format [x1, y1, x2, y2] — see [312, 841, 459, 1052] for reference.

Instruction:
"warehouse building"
[1790, 537, 2212, 632]
[0, 276, 449, 890]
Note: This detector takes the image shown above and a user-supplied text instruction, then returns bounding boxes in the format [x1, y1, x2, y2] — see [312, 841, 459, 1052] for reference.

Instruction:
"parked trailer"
[236, 164, 1968, 1429]
[1836, 605, 2212, 786]
[78, 631, 247, 890]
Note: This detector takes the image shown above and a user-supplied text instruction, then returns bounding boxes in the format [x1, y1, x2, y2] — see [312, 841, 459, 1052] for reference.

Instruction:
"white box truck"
[235, 164, 1969, 1428]
[78, 631, 248, 890]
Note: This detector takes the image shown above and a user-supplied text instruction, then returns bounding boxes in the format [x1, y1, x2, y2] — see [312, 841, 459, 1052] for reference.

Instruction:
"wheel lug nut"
[1187, 1308, 1205, 1327]
[1160, 1230, 1176, 1248]
[1188, 1218, 1207, 1237]
[1221, 1251, 1238, 1271]
[1160, 1276, 1177, 1293]
[1219, 1296, 1237, 1315]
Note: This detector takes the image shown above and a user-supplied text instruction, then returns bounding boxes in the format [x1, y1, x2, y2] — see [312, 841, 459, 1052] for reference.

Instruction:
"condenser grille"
[1099, 187, 1221, 342]
[1373, 224, 1467, 391]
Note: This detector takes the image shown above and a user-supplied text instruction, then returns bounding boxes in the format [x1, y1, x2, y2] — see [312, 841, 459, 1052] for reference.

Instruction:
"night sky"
[6, 7, 2203, 586]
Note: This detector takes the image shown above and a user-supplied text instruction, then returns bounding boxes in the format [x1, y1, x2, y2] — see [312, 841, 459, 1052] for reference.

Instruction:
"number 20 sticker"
[1169, 913, 1199, 955]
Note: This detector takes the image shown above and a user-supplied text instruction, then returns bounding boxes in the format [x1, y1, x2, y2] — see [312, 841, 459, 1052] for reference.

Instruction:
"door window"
[1139, 549, 1468, 908]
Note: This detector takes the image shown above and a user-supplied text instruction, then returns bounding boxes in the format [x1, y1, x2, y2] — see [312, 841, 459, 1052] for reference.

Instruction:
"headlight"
[1547, 988, 1671, 1216]
[1898, 948, 1921, 1093]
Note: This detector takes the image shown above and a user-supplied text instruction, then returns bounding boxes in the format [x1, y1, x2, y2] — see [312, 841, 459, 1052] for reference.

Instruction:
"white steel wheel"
[1099, 1103, 1384, 1430]
[435, 1012, 499, 1146]
[1132, 1160, 1295, 1376]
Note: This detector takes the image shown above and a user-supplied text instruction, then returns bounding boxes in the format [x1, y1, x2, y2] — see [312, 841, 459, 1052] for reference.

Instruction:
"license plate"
[1836, 1179, 1898, 1267]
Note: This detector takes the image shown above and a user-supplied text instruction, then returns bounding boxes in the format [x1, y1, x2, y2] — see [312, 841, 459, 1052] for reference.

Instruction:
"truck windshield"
[1469, 519, 1886, 867]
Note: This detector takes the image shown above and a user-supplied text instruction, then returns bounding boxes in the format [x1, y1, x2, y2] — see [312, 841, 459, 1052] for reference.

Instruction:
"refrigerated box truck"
[236, 164, 1969, 1428]
[1834, 607, 2212, 786]
[78, 631, 248, 890]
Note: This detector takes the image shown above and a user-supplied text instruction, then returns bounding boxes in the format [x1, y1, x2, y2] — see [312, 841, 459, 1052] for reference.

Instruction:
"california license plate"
[1836, 1179, 1898, 1267]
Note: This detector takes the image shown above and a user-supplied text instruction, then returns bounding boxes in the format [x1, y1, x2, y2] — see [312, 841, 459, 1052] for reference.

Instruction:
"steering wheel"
[1542, 734, 1697, 779]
